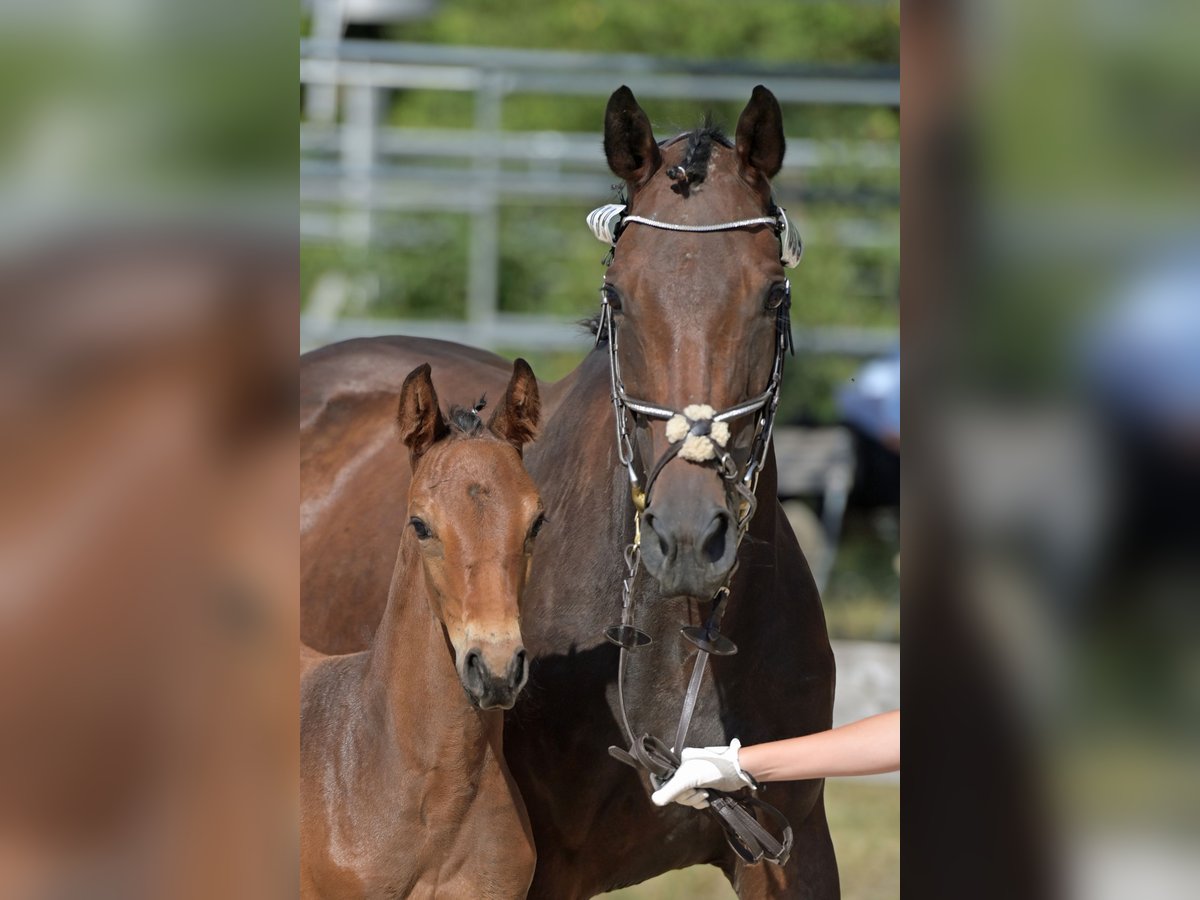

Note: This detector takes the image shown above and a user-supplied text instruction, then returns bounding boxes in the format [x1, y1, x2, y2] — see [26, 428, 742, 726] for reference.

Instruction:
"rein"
[589, 202, 799, 866]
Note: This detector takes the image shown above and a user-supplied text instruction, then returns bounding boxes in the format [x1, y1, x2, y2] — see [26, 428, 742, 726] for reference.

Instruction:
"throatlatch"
[588, 199, 799, 865]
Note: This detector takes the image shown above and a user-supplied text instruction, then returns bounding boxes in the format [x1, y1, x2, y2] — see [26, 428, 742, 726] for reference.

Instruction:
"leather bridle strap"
[670, 585, 730, 755]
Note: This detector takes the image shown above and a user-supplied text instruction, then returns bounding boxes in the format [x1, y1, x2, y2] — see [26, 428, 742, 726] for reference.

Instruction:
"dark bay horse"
[300, 361, 543, 898]
[299, 86, 837, 897]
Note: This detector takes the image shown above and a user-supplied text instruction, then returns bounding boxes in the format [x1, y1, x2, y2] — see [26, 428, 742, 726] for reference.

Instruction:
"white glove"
[650, 738, 755, 809]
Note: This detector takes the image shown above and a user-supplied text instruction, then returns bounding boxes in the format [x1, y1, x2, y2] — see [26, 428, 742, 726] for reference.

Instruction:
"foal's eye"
[765, 282, 790, 311]
[409, 517, 433, 540]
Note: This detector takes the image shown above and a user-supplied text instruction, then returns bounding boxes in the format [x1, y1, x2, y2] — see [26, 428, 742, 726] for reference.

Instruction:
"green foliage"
[391, 0, 898, 65]
[302, 213, 471, 319]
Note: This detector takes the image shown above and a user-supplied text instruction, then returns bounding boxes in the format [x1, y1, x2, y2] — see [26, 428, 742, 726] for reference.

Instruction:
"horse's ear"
[396, 363, 449, 466]
[488, 358, 540, 455]
[604, 86, 662, 187]
[734, 85, 785, 182]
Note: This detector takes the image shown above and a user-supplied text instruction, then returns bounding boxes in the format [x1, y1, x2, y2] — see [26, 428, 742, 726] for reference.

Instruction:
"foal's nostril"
[702, 512, 730, 565]
[463, 648, 483, 689]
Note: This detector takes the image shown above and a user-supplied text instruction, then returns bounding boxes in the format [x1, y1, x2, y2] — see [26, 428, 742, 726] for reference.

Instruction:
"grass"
[605, 779, 899, 898]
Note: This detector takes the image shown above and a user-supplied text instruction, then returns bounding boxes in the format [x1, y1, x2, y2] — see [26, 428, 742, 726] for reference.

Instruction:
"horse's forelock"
[665, 118, 731, 185]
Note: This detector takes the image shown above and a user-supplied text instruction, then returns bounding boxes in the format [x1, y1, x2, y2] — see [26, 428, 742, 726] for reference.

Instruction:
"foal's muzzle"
[461, 646, 529, 710]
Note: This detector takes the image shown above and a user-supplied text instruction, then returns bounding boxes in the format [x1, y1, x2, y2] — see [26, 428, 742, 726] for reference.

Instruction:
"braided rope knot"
[665, 404, 731, 463]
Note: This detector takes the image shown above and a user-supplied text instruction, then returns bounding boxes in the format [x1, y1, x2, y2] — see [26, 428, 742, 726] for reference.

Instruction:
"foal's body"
[300, 541, 533, 899]
[300, 363, 542, 899]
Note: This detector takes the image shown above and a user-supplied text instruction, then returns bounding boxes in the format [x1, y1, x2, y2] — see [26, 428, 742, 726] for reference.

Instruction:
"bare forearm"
[738, 710, 900, 782]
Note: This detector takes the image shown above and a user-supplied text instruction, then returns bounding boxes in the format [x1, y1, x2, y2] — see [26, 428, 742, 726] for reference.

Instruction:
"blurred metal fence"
[299, 40, 899, 353]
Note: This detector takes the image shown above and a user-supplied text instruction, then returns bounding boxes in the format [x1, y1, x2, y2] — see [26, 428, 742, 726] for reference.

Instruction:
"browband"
[586, 203, 803, 268]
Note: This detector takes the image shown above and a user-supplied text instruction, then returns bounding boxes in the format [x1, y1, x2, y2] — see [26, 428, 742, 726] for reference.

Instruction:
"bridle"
[588, 199, 801, 866]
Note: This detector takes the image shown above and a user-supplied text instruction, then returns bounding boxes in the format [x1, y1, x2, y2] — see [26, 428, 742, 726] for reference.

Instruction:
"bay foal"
[300, 360, 543, 899]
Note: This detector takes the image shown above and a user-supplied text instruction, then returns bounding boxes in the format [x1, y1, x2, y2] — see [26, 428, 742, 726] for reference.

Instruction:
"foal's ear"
[734, 85, 785, 182]
[488, 358, 540, 455]
[604, 86, 662, 187]
[396, 363, 449, 466]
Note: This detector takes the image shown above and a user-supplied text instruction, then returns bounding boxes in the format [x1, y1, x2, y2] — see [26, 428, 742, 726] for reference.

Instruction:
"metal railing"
[300, 40, 899, 354]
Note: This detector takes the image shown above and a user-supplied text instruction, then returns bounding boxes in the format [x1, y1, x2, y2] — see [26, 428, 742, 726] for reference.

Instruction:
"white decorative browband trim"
[586, 203, 803, 268]
[586, 203, 630, 243]
[778, 210, 804, 268]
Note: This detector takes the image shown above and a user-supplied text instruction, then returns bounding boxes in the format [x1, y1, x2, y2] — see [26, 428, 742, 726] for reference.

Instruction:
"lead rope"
[602, 289, 795, 866]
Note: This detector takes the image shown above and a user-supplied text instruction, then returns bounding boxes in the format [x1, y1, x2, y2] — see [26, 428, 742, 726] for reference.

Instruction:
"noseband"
[588, 201, 799, 866]
[597, 288, 792, 521]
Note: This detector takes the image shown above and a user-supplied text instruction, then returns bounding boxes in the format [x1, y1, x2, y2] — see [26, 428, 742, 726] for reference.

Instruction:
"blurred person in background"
[838, 346, 900, 508]
[1082, 248, 1200, 568]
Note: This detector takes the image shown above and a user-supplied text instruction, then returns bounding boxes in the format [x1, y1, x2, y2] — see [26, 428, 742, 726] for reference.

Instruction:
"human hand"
[649, 738, 755, 809]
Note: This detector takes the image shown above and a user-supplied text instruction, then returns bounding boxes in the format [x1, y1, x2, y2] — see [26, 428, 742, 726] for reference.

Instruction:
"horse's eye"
[765, 282, 790, 311]
[601, 284, 623, 311]
[529, 513, 548, 540]
[409, 517, 433, 540]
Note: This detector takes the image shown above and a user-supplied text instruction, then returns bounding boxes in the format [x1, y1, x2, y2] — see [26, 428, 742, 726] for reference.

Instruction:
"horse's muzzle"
[639, 503, 737, 598]
[461, 646, 529, 710]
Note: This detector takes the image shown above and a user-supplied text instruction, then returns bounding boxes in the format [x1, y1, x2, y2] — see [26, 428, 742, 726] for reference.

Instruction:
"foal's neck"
[366, 533, 501, 762]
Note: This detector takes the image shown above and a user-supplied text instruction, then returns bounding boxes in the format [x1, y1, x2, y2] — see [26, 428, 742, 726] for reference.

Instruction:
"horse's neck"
[533, 349, 623, 507]
[365, 535, 498, 771]
[525, 350, 633, 616]
[537, 355, 586, 424]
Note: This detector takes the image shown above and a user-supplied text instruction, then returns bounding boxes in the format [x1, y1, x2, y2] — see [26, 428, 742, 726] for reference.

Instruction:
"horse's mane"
[581, 314, 605, 342]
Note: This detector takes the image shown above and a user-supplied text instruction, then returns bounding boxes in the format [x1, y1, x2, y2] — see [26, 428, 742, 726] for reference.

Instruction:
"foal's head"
[395, 360, 543, 710]
[600, 85, 791, 598]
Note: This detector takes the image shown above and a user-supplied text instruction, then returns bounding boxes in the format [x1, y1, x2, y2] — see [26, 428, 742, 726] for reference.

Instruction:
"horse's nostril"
[645, 513, 672, 559]
[510, 649, 528, 688]
[702, 513, 730, 565]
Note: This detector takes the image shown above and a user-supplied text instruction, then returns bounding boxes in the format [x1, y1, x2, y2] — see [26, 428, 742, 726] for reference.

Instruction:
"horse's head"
[395, 360, 544, 710]
[599, 85, 794, 598]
